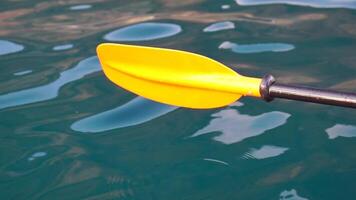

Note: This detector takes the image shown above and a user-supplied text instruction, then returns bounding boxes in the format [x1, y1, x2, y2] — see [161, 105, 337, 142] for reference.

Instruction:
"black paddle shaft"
[260, 75, 356, 108]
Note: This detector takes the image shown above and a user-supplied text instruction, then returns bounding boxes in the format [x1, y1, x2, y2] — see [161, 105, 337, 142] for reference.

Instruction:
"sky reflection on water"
[13, 70, 32, 76]
[242, 145, 289, 159]
[104, 22, 182, 42]
[69, 4, 92, 10]
[219, 41, 295, 53]
[191, 108, 290, 144]
[279, 189, 309, 200]
[28, 152, 47, 162]
[221, 5, 231, 10]
[0, 40, 24, 56]
[71, 97, 177, 133]
[0, 56, 100, 110]
[325, 124, 356, 139]
[52, 44, 74, 51]
[203, 158, 229, 166]
[203, 21, 235, 32]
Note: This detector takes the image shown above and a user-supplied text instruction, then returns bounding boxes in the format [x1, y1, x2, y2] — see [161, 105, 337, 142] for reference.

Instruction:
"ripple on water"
[191, 108, 290, 144]
[326, 124, 356, 139]
[221, 4, 231, 10]
[14, 70, 32, 76]
[203, 21, 235, 32]
[219, 41, 295, 53]
[235, 0, 356, 9]
[52, 44, 74, 51]
[0, 40, 24, 56]
[104, 22, 182, 42]
[242, 145, 289, 159]
[71, 97, 177, 133]
[69, 4, 92, 10]
[203, 158, 229, 166]
[279, 189, 309, 200]
[0, 56, 101, 110]
[28, 152, 47, 161]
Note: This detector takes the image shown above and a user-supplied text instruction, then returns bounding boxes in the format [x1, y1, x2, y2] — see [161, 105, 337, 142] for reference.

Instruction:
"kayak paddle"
[96, 43, 356, 109]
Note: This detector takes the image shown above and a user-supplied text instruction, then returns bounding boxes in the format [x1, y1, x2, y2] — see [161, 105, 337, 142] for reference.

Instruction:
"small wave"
[203, 21, 235, 32]
[242, 145, 288, 159]
[104, 22, 182, 42]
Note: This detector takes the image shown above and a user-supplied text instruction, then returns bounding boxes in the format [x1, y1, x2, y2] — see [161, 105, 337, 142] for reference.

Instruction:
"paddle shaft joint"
[260, 75, 356, 108]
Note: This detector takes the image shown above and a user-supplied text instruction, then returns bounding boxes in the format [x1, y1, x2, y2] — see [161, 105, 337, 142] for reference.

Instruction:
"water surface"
[1, 0, 356, 199]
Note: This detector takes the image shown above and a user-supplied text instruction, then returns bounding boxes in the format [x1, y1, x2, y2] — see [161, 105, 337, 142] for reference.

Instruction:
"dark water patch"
[13, 70, 32, 76]
[191, 108, 290, 144]
[203, 21, 235, 32]
[71, 97, 177, 133]
[0, 40, 24, 56]
[0, 56, 101, 110]
[52, 44, 74, 51]
[219, 41, 295, 53]
[242, 145, 289, 159]
[235, 0, 356, 9]
[104, 22, 182, 42]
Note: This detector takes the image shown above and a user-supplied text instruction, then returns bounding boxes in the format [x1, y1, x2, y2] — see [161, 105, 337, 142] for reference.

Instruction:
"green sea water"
[1, 0, 356, 199]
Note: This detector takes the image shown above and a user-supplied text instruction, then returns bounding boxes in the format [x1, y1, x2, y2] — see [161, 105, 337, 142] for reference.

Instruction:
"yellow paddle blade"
[96, 43, 262, 109]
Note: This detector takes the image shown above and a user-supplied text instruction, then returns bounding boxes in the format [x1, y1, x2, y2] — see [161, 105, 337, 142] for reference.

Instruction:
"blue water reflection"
[0, 40, 24, 56]
[53, 44, 74, 51]
[191, 108, 290, 144]
[104, 22, 182, 42]
[203, 158, 229, 166]
[279, 189, 309, 200]
[242, 145, 289, 159]
[14, 70, 32, 76]
[71, 97, 177, 133]
[28, 152, 47, 162]
[203, 21, 235, 32]
[235, 0, 356, 9]
[219, 41, 295, 53]
[69, 4, 92, 10]
[0, 56, 101, 110]
[221, 5, 231, 10]
[325, 124, 356, 139]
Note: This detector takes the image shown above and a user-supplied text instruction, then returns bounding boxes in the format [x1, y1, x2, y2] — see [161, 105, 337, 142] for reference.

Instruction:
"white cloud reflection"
[191, 108, 290, 144]
[326, 124, 356, 139]
[279, 189, 309, 200]
[242, 145, 289, 159]
[203, 21, 235, 32]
